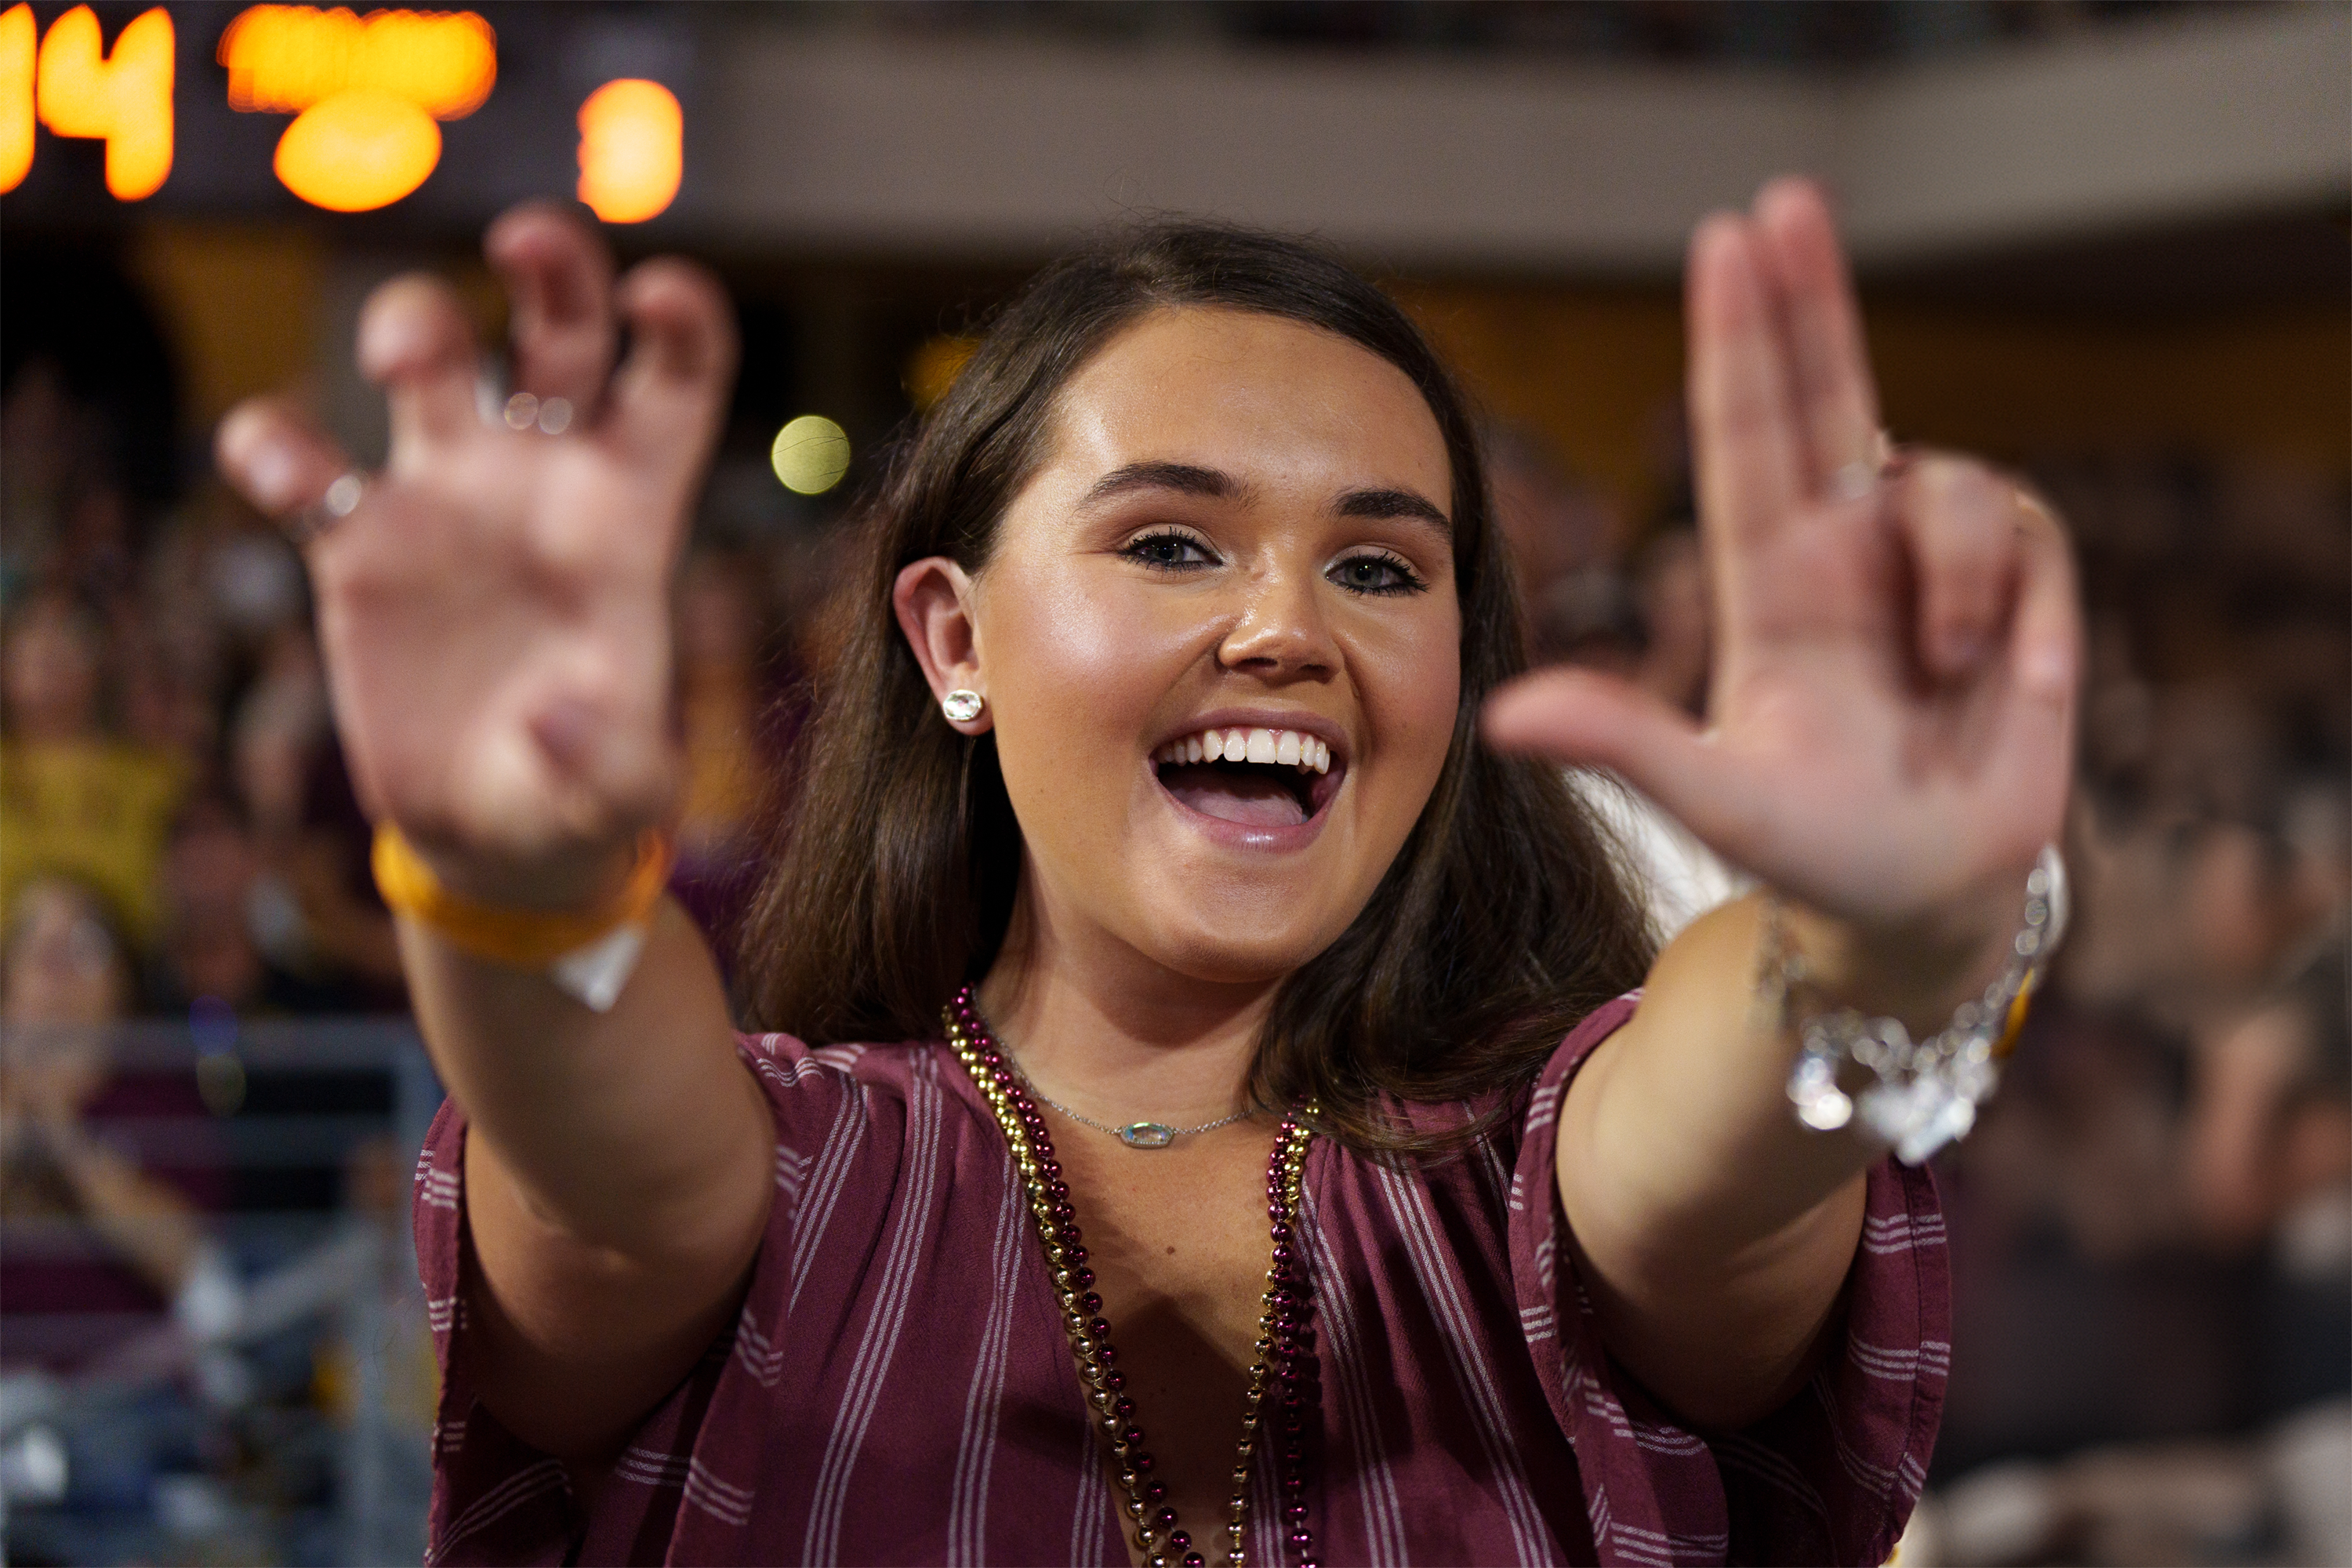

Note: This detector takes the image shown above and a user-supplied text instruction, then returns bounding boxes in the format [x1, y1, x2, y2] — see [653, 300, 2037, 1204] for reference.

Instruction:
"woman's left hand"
[1485, 178, 2079, 1005]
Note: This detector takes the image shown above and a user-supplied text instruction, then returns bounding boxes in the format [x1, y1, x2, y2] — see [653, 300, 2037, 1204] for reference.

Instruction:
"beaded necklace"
[944, 989, 1321, 1568]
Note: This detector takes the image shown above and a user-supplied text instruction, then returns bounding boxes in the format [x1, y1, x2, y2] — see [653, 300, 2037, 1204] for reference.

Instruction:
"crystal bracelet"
[1762, 844, 2069, 1165]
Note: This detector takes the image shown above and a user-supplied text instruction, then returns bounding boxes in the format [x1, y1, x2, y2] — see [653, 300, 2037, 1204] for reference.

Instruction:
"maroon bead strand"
[946, 988, 1316, 1568]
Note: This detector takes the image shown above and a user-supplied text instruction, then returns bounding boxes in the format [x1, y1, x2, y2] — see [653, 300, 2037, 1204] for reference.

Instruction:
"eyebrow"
[1336, 486, 1452, 539]
[1080, 461, 1239, 509]
[1080, 463, 1453, 542]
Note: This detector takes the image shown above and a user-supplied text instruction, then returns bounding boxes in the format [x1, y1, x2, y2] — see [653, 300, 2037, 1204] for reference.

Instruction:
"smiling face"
[952, 307, 1463, 986]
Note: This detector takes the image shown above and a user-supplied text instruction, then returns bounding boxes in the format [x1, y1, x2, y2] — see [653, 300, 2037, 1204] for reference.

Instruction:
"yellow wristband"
[371, 824, 674, 970]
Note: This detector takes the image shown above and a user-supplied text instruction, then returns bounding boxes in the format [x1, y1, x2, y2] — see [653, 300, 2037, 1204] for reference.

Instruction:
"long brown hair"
[737, 222, 1654, 1151]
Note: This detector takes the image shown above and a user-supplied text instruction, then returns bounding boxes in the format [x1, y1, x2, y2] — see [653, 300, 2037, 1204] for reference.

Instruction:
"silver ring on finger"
[289, 470, 366, 546]
[1832, 428, 1904, 502]
[497, 390, 575, 436]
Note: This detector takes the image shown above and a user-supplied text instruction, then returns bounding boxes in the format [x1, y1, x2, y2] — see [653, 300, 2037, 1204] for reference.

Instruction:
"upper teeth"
[1154, 727, 1331, 774]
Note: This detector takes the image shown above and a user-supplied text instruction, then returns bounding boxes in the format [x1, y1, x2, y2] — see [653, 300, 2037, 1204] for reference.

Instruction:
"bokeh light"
[270, 87, 439, 211]
[905, 335, 978, 412]
[219, 5, 493, 212]
[577, 78, 681, 224]
[771, 416, 851, 495]
[218, 6, 495, 118]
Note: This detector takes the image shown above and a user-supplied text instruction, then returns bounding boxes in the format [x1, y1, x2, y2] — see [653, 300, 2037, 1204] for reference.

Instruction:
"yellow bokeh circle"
[771, 416, 850, 495]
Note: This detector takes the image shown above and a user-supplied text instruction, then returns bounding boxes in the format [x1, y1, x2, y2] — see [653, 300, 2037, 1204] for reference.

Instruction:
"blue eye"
[1329, 553, 1426, 596]
[1122, 530, 1218, 571]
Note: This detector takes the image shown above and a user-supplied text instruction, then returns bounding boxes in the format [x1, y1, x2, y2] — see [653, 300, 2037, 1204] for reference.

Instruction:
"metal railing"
[2, 1017, 441, 1567]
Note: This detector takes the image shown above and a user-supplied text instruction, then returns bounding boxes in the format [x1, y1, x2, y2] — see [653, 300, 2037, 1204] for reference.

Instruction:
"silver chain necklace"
[998, 1053, 1251, 1149]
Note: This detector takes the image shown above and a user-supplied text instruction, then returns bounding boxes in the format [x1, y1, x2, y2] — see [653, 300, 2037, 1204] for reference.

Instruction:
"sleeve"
[410, 1030, 844, 1566]
[1507, 995, 1950, 1567]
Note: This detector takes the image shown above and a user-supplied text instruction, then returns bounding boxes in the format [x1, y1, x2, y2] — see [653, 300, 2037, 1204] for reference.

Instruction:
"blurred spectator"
[1, 879, 227, 1376]
[1922, 456, 2351, 1563]
[2183, 922, 2350, 1410]
[287, 742, 408, 1011]
[1482, 435, 2350, 1564]
[224, 625, 405, 1008]
[0, 360, 77, 602]
[1629, 526, 1710, 717]
[1936, 990, 2244, 1468]
[1, 592, 187, 947]
[1569, 768, 1748, 943]
[1486, 431, 1746, 941]
[1486, 426, 1632, 668]
[146, 793, 342, 1018]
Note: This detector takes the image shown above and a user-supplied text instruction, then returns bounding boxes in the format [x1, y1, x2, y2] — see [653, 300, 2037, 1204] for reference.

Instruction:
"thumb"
[1482, 668, 1748, 845]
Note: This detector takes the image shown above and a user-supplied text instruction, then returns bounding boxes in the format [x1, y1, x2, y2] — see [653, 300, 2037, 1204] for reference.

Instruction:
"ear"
[892, 556, 990, 735]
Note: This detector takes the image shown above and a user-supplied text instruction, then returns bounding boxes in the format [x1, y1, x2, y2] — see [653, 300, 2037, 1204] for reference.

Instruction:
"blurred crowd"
[1490, 424, 2351, 1566]
[2, 281, 459, 1560]
[2, 367, 403, 1032]
[797, 0, 2258, 67]
[1917, 457, 2351, 1567]
[0, 350, 826, 1040]
[2, 248, 2347, 1564]
[0, 330, 789, 1555]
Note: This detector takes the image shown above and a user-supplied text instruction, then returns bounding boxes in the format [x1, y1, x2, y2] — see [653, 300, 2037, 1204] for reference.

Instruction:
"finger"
[485, 201, 618, 420]
[357, 274, 484, 454]
[2005, 492, 2081, 715]
[1895, 456, 2020, 681]
[1980, 498, 2082, 858]
[608, 258, 738, 475]
[216, 397, 354, 521]
[1686, 214, 1806, 546]
[1752, 178, 1882, 492]
[1483, 667, 1755, 853]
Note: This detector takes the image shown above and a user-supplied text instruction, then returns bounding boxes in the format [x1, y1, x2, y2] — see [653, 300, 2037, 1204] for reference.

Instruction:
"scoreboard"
[1, 2, 688, 223]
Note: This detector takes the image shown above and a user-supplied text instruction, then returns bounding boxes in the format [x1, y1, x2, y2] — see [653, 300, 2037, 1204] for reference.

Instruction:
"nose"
[1217, 566, 1337, 681]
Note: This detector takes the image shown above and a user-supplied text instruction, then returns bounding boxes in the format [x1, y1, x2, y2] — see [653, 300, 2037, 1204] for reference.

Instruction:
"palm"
[218, 205, 735, 884]
[323, 433, 677, 855]
[1489, 180, 2077, 933]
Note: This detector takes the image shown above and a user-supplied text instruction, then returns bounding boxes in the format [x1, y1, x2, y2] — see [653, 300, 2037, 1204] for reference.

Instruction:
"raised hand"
[1486, 180, 2079, 979]
[216, 205, 736, 905]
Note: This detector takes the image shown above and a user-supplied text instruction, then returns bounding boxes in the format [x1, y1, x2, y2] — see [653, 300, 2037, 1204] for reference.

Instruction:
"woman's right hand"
[216, 204, 737, 906]
[219, 207, 761, 1461]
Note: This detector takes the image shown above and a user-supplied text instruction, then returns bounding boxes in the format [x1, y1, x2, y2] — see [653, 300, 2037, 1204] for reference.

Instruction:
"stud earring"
[942, 689, 985, 724]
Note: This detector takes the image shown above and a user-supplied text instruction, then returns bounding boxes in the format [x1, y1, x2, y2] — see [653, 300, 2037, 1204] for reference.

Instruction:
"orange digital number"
[2, 5, 684, 216]
[0, 4, 33, 194]
[218, 5, 495, 212]
[33, 4, 175, 200]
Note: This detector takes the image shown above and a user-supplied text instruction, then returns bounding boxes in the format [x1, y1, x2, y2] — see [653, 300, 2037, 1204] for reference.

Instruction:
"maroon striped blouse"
[414, 997, 1947, 1565]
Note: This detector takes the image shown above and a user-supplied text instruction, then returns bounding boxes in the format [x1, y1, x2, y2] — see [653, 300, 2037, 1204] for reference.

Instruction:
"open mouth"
[1151, 725, 1343, 830]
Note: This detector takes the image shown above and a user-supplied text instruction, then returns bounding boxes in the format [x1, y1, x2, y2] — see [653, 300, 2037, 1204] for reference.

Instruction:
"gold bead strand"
[946, 998, 1317, 1568]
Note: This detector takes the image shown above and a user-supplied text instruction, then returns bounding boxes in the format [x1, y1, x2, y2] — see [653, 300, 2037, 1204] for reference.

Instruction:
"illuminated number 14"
[0, 3, 175, 198]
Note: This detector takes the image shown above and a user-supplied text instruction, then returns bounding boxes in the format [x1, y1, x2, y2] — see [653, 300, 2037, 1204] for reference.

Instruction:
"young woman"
[216, 178, 2076, 1566]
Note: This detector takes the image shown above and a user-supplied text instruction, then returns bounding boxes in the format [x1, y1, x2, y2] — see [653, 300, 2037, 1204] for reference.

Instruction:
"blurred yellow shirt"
[0, 739, 187, 946]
